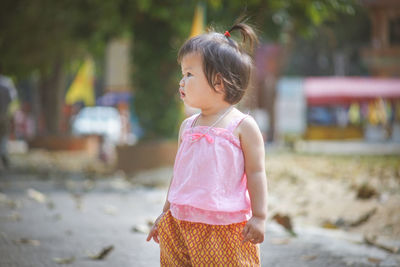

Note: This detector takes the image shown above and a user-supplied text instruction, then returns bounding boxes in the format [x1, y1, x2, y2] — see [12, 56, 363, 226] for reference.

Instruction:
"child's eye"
[186, 72, 192, 77]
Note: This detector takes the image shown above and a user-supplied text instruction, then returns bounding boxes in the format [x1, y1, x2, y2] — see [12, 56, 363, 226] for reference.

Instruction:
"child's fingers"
[243, 227, 264, 244]
[146, 230, 153, 242]
[242, 224, 249, 238]
[242, 227, 252, 243]
[248, 230, 264, 244]
[152, 227, 159, 243]
[146, 226, 157, 242]
[249, 234, 263, 244]
[255, 233, 264, 243]
[153, 234, 159, 244]
[242, 232, 253, 243]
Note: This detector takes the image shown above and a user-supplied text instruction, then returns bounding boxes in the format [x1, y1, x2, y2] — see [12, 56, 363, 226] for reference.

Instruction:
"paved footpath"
[1, 171, 399, 267]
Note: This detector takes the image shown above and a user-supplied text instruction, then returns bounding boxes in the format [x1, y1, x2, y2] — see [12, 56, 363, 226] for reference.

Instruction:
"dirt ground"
[7, 149, 400, 242]
[265, 153, 400, 241]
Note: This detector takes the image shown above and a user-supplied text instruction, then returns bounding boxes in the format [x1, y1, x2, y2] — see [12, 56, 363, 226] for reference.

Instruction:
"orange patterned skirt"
[158, 210, 260, 267]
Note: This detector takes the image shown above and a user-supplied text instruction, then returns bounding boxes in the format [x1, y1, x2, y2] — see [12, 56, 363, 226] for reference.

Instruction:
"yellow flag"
[190, 2, 206, 38]
[65, 58, 95, 106]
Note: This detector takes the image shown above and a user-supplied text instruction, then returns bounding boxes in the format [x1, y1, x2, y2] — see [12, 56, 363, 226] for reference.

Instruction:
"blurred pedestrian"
[0, 68, 18, 169]
[146, 21, 268, 266]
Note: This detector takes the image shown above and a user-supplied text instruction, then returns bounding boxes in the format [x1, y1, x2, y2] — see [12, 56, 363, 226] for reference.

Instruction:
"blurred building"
[276, 77, 400, 142]
[276, 77, 306, 136]
[303, 77, 400, 142]
[274, 1, 400, 143]
[362, 0, 400, 77]
[103, 38, 135, 144]
[105, 39, 132, 92]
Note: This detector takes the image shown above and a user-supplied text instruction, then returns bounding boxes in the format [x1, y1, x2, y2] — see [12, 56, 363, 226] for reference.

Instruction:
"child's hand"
[146, 212, 166, 243]
[242, 216, 265, 244]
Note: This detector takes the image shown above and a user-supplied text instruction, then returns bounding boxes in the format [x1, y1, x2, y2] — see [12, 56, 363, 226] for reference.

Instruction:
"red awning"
[305, 77, 400, 105]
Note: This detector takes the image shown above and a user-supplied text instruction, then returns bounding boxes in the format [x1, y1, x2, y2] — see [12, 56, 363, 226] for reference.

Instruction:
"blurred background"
[0, 0, 399, 167]
[1, 0, 400, 266]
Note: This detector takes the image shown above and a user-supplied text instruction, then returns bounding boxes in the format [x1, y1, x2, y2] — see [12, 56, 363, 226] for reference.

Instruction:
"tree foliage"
[0, 0, 129, 76]
[0, 0, 361, 138]
[130, 0, 195, 140]
[0, 0, 131, 134]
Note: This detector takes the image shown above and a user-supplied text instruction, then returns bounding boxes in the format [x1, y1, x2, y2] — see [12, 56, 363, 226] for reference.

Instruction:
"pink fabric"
[189, 132, 214, 143]
[168, 113, 252, 225]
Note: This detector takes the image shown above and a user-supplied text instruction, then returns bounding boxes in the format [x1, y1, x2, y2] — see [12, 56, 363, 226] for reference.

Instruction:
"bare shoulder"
[236, 114, 263, 145]
[234, 112, 260, 134]
[180, 113, 198, 130]
[239, 115, 259, 131]
[179, 117, 190, 132]
[180, 116, 191, 129]
[178, 113, 199, 143]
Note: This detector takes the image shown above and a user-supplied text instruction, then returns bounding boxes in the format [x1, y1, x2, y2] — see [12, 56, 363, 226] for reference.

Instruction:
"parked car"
[71, 106, 121, 143]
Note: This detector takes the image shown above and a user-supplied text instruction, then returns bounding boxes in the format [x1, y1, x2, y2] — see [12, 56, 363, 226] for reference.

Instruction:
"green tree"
[130, 0, 195, 140]
[0, 0, 129, 134]
[0, 0, 361, 141]
[131, 0, 360, 141]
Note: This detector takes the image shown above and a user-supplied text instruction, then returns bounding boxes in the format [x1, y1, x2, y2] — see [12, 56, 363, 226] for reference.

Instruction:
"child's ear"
[213, 73, 225, 94]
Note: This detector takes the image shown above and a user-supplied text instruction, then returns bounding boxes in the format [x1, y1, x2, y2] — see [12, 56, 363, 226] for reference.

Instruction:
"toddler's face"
[179, 52, 219, 109]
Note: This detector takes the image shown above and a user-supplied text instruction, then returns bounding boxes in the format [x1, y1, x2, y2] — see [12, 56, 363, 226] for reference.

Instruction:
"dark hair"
[178, 22, 258, 104]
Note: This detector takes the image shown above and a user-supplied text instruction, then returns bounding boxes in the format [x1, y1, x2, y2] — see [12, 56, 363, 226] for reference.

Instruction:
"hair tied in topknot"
[224, 31, 231, 38]
[228, 22, 259, 55]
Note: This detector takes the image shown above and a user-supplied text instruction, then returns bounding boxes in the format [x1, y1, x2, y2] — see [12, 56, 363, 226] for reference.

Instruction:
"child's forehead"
[180, 52, 203, 69]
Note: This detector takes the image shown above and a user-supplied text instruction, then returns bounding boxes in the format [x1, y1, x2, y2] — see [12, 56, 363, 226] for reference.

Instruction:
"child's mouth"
[179, 89, 186, 98]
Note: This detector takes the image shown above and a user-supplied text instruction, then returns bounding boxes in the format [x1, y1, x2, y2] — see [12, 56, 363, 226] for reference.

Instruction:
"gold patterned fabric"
[158, 211, 260, 267]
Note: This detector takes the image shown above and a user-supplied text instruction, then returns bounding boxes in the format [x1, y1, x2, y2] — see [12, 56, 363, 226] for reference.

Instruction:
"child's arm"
[146, 118, 188, 243]
[238, 116, 268, 244]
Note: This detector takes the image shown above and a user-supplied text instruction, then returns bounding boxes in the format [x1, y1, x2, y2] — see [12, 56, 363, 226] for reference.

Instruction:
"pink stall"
[304, 77, 400, 141]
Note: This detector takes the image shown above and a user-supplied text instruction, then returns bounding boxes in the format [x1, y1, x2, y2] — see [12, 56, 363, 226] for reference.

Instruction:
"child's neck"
[201, 104, 233, 118]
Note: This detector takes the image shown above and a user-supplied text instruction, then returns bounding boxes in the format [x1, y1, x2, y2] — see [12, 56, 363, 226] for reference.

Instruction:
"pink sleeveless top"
[168, 112, 252, 225]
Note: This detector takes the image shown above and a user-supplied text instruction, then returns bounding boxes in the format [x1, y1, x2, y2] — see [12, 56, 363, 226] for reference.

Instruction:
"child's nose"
[179, 78, 185, 87]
